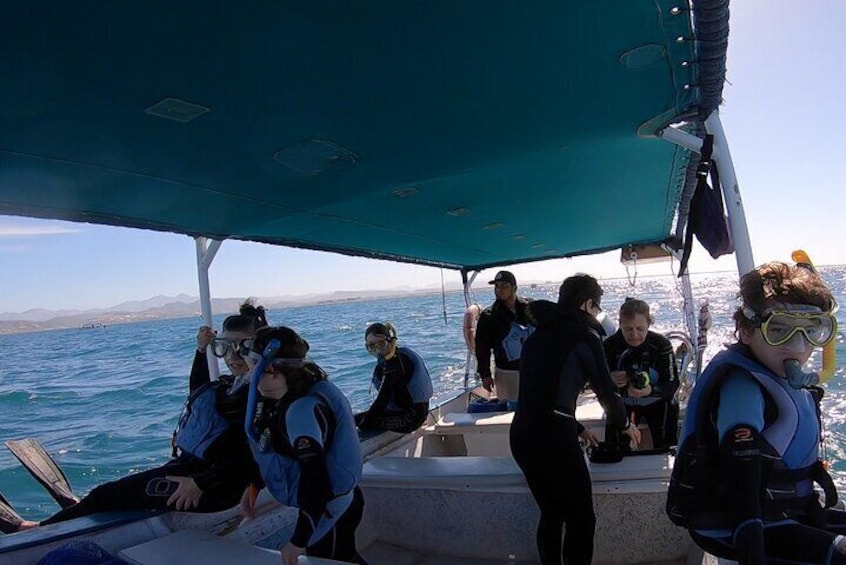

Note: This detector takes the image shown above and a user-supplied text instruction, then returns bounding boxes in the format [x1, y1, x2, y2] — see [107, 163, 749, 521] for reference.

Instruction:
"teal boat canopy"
[0, 1, 727, 271]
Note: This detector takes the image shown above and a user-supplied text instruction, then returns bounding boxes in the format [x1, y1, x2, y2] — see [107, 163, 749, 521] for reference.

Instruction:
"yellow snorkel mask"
[741, 304, 838, 348]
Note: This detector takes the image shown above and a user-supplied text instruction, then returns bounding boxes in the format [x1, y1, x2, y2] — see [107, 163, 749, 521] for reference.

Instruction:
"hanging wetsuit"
[603, 330, 679, 448]
[667, 345, 845, 564]
[42, 349, 255, 524]
[250, 380, 365, 563]
[510, 300, 630, 565]
[356, 346, 433, 433]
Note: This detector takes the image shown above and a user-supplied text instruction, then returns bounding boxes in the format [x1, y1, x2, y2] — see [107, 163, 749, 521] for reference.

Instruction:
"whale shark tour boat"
[0, 1, 770, 563]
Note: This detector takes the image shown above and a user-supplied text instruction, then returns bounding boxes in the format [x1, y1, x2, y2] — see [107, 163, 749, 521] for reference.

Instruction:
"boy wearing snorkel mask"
[667, 261, 845, 564]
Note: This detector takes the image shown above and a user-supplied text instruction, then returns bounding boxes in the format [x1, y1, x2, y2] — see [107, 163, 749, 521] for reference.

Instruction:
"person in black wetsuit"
[603, 298, 679, 449]
[474, 270, 534, 405]
[9, 301, 268, 530]
[355, 322, 433, 433]
[510, 274, 641, 565]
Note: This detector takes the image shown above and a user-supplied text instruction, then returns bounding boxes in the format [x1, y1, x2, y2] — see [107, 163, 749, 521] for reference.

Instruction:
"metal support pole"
[705, 110, 755, 277]
[195, 237, 222, 380]
[659, 112, 755, 279]
[462, 270, 480, 388]
[679, 270, 697, 347]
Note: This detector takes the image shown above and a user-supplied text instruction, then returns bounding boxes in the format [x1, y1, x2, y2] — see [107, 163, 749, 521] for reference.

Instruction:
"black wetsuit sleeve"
[720, 424, 765, 564]
[189, 350, 211, 392]
[290, 404, 334, 548]
[649, 334, 678, 401]
[579, 334, 629, 430]
[474, 313, 493, 381]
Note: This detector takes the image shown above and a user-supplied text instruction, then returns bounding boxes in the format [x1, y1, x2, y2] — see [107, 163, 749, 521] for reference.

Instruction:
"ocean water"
[2, 266, 846, 521]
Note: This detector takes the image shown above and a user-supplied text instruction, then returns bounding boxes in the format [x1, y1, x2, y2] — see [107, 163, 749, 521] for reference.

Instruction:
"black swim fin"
[0, 491, 24, 534]
[5, 438, 79, 509]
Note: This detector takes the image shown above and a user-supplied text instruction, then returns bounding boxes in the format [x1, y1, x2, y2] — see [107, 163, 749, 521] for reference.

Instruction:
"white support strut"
[659, 111, 755, 279]
[705, 111, 755, 277]
[195, 237, 223, 380]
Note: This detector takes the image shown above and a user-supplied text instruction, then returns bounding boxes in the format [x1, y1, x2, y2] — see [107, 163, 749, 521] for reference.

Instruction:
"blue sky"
[1, 1, 843, 313]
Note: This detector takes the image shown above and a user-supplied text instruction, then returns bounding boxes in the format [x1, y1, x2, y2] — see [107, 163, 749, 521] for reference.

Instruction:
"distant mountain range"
[0, 287, 462, 335]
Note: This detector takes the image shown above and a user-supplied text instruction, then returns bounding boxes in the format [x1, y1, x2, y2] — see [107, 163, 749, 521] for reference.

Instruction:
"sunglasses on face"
[211, 337, 253, 358]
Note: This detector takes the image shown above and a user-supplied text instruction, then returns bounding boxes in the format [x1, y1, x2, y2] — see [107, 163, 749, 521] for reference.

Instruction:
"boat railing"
[666, 330, 696, 406]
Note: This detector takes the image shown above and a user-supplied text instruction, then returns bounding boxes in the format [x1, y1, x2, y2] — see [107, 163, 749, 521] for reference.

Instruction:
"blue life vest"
[249, 380, 362, 546]
[372, 347, 433, 410]
[175, 379, 232, 460]
[501, 321, 535, 363]
[667, 347, 834, 528]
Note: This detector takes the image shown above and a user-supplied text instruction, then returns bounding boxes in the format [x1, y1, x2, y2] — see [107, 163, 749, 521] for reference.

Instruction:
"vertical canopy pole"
[679, 270, 697, 347]
[195, 237, 222, 380]
[462, 270, 480, 388]
[462, 270, 479, 307]
[705, 110, 755, 277]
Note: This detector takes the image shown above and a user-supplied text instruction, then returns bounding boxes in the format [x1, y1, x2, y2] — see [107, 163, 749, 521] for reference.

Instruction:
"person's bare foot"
[18, 520, 38, 530]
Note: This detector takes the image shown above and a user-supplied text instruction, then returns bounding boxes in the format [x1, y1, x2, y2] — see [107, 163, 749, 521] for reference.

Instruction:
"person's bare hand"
[197, 326, 216, 351]
[623, 425, 642, 448]
[610, 371, 628, 388]
[166, 476, 203, 510]
[240, 485, 259, 520]
[579, 428, 600, 448]
[281, 542, 305, 565]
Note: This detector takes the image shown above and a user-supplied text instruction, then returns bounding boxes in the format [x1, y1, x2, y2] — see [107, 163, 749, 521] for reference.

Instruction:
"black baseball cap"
[488, 270, 517, 285]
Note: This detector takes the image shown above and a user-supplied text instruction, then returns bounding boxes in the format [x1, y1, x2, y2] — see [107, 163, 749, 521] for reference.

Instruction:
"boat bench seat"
[119, 529, 347, 564]
[426, 401, 607, 436]
[361, 453, 672, 491]
[0, 511, 160, 556]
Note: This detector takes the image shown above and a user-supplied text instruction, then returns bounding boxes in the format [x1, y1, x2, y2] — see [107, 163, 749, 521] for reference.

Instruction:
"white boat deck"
[116, 530, 726, 565]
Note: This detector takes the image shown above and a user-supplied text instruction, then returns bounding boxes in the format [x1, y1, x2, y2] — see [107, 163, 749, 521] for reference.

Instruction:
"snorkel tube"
[245, 338, 281, 442]
[790, 250, 836, 384]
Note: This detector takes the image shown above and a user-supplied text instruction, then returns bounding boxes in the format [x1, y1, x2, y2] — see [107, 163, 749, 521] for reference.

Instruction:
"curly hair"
[733, 262, 834, 333]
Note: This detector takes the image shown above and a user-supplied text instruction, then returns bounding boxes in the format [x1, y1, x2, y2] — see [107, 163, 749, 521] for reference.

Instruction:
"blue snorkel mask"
[245, 338, 281, 443]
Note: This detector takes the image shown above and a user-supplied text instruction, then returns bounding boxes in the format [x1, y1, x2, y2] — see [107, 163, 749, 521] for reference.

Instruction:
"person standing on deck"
[511, 274, 640, 565]
[474, 270, 533, 407]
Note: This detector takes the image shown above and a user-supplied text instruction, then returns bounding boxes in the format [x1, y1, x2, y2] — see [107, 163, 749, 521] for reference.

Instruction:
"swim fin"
[0, 491, 24, 534]
[5, 438, 79, 509]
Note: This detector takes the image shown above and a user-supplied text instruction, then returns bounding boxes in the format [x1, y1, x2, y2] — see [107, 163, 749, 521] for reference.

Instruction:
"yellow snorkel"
[792, 249, 837, 383]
